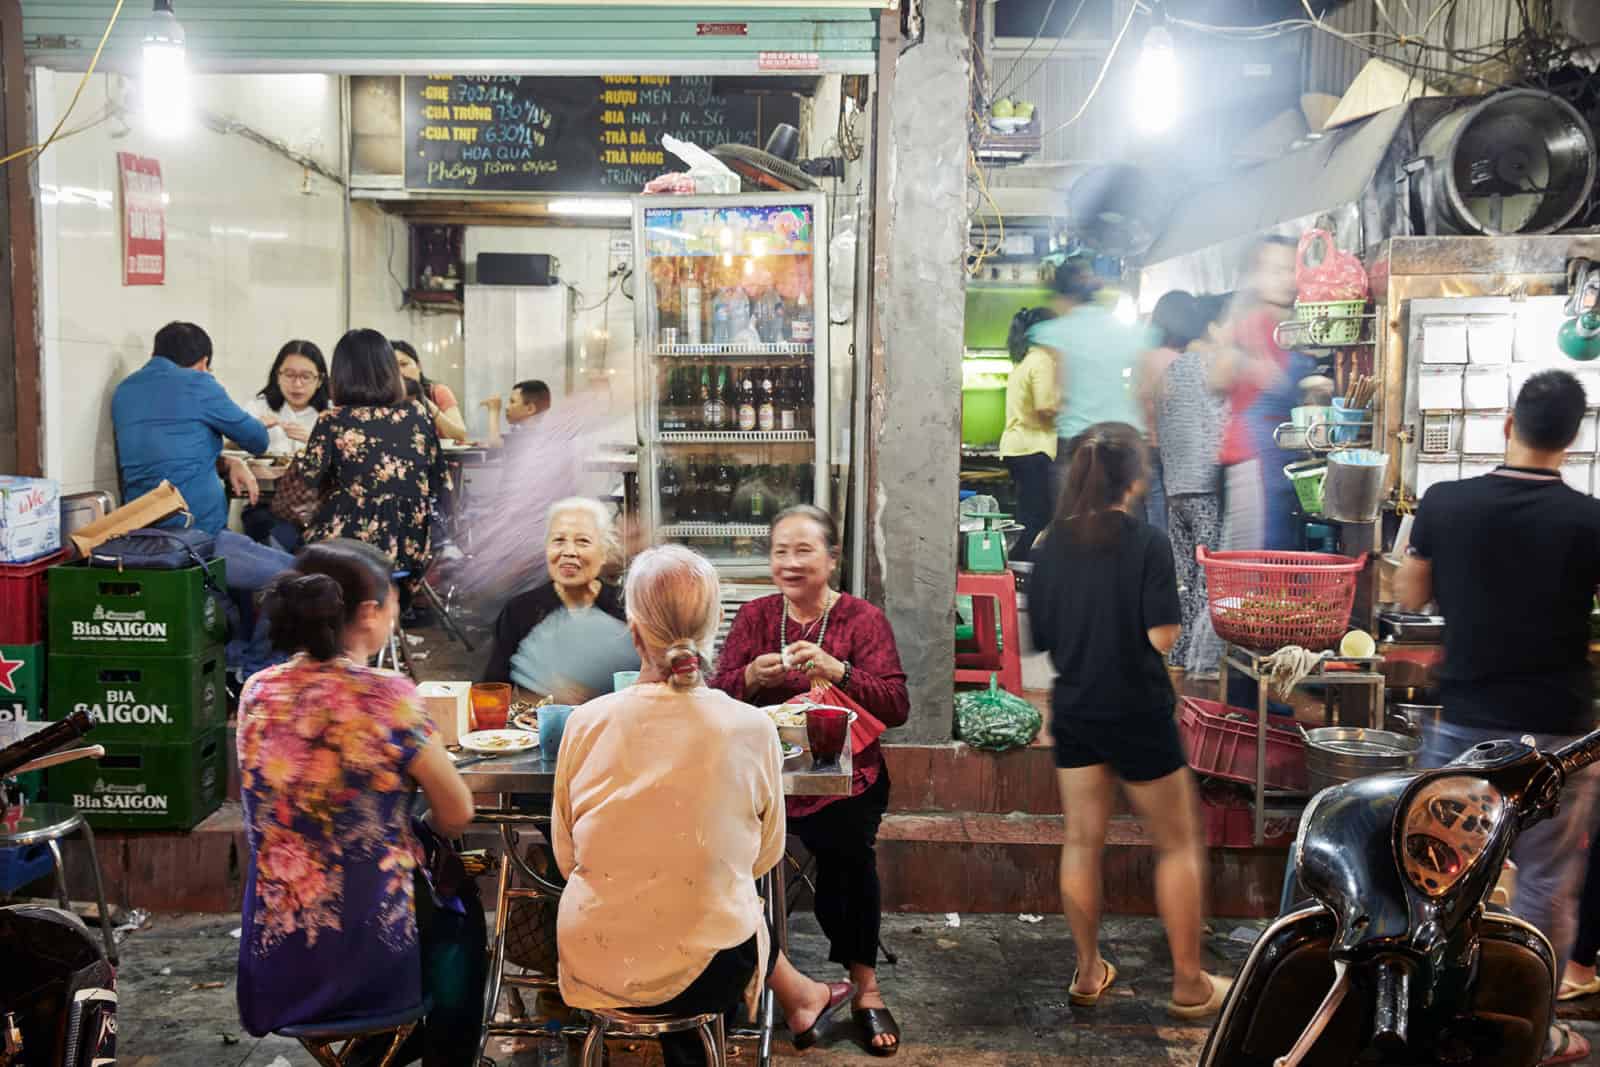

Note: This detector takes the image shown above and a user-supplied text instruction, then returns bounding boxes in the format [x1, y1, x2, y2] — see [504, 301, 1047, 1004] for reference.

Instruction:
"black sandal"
[792, 981, 854, 1050]
[854, 1006, 901, 1058]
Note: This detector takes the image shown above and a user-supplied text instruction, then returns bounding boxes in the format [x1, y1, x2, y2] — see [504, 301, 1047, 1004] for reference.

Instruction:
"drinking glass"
[469, 682, 511, 731]
[805, 706, 849, 768]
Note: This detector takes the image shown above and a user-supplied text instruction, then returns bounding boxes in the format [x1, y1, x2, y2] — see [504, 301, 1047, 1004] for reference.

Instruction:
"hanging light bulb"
[142, 0, 189, 137]
[1133, 24, 1177, 136]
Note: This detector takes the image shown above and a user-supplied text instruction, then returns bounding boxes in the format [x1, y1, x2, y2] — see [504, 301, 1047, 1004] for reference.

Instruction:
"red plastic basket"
[0, 551, 66, 646]
[1178, 697, 1307, 793]
[1198, 546, 1366, 653]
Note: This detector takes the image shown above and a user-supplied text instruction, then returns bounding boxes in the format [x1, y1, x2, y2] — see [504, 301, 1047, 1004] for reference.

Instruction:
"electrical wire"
[0, 0, 125, 169]
[997, 0, 1094, 108]
[991, 0, 1063, 100]
[1037, 0, 1141, 139]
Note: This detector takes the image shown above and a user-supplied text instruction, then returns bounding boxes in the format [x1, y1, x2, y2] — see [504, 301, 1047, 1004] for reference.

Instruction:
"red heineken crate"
[0, 551, 66, 645]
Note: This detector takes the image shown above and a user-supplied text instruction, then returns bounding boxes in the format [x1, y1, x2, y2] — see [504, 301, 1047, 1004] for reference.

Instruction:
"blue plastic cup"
[612, 671, 640, 692]
[1330, 398, 1367, 445]
[538, 705, 573, 763]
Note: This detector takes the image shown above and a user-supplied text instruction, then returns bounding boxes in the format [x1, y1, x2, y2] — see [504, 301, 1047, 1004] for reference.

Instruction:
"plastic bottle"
[536, 1019, 566, 1066]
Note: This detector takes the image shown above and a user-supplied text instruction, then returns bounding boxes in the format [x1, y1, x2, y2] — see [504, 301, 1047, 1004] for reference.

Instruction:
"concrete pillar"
[867, 2, 969, 743]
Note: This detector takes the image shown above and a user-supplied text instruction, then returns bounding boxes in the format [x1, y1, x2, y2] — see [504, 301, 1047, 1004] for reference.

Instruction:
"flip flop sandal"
[1558, 976, 1600, 1001]
[1543, 1023, 1591, 1065]
[791, 981, 854, 1051]
[1167, 973, 1233, 1021]
[854, 1006, 902, 1058]
[1068, 960, 1118, 1007]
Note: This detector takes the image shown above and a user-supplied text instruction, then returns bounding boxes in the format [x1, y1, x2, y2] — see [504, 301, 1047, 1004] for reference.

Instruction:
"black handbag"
[87, 525, 233, 640]
[88, 525, 215, 571]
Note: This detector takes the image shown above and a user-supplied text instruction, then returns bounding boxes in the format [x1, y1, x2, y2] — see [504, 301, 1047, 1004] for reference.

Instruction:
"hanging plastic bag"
[955, 675, 1042, 752]
[829, 206, 858, 325]
[1294, 228, 1368, 303]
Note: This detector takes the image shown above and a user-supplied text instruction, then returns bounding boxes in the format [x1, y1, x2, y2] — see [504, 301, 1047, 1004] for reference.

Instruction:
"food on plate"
[460, 729, 538, 754]
[765, 704, 810, 729]
[781, 742, 803, 761]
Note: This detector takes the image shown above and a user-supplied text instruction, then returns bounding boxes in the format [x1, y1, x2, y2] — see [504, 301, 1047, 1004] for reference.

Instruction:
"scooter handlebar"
[1553, 727, 1600, 779]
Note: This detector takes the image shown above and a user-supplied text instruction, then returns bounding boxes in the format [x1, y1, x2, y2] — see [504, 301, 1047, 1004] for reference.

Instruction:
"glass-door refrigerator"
[633, 193, 830, 579]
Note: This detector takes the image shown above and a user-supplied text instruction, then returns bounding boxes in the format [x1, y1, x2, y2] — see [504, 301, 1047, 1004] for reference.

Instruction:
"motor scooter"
[1199, 727, 1600, 1067]
[0, 712, 118, 1067]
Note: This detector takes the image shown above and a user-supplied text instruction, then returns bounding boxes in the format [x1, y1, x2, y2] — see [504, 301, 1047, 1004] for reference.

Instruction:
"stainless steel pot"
[1389, 703, 1444, 738]
[1302, 726, 1422, 795]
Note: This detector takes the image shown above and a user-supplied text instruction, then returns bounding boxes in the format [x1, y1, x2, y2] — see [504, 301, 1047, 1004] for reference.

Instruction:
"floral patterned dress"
[298, 403, 451, 576]
[236, 655, 434, 1036]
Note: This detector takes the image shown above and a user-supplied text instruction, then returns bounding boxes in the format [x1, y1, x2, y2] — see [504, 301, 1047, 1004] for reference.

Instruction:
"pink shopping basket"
[1198, 546, 1367, 653]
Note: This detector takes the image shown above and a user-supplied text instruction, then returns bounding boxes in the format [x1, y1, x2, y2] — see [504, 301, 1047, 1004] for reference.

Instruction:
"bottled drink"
[658, 458, 680, 523]
[799, 364, 814, 432]
[699, 365, 716, 430]
[754, 288, 788, 344]
[721, 363, 738, 424]
[668, 368, 687, 431]
[790, 292, 814, 344]
[712, 457, 735, 523]
[738, 366, 758, 432]
[536, 1020, 566, 1067]
[777, 367, 797, 432]
[711, 289, 731, 345]
[682, 460, 702, 521]
[758, 368, 776, 432]
[714, 366, 732, 429]
[748, 464, 771, 523]
[683, 270, 704, 346]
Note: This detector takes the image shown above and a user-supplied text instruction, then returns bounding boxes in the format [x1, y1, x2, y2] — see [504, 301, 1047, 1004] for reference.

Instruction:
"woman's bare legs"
[1122, 765, 1213, 1006]
[1057, 765, 1116, 996]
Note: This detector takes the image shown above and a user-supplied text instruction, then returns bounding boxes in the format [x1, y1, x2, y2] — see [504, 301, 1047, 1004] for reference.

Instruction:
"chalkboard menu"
[404, 75, 793, 194]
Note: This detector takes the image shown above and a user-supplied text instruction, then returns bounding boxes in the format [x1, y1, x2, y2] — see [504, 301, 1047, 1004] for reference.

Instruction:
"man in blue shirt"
[112, 322, 295, 673]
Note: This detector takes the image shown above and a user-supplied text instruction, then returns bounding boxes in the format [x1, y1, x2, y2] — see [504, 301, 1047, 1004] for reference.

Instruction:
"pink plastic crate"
[1179, 697, 1307, 793]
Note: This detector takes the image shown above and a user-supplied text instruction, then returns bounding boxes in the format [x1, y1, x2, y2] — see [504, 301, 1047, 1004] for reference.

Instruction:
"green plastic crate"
[47, 726, 226, 831]
[48, 648, 225, 743]
[47, 560, 228, 658]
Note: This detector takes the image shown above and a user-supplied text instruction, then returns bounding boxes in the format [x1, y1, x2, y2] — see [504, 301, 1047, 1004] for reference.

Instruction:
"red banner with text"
[117, 152, 165, 286]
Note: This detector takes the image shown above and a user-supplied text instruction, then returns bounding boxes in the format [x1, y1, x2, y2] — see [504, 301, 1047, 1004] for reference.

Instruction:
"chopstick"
[1343, 375, 1376, 410]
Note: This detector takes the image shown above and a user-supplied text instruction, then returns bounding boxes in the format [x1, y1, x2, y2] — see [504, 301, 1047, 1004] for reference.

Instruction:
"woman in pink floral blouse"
[235, 538, 473, 1057]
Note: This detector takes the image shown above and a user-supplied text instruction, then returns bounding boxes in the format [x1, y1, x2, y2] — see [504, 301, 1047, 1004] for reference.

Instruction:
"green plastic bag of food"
[955, 675, 1042, 752]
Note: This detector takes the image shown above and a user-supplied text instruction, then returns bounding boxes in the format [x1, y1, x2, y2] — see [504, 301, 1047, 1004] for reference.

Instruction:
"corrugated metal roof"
[1306, 0, 1528, 97]
[1141, 102, 1409, 265]
[21, 2, 881, 71]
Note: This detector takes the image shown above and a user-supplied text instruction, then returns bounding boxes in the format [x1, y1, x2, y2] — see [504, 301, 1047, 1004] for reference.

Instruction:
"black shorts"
[1052, 710, 1188, 783]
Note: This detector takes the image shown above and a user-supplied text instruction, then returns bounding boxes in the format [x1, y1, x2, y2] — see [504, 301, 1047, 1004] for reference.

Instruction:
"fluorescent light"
[1114, 293, 1138, 324]
[142, 1, 189, 137]
[1133, 25, 1177, 137]
[546, 198, 630, 218]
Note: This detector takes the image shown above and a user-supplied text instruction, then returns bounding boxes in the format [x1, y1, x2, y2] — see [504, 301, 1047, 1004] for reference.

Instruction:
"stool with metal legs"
[0, 802, 118, 964]
[276, 998, 430, 1067]
[376, 571, 412, 674]
[581, 1007, 728, 1067]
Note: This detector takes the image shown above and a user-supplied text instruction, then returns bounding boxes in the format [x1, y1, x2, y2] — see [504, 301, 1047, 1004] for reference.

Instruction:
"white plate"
[459, 729, 538, 755]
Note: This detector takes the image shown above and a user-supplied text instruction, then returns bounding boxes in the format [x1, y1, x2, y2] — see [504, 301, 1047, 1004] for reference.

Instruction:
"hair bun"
[664, 643, 702, 687]
[285, 573, 344, 621]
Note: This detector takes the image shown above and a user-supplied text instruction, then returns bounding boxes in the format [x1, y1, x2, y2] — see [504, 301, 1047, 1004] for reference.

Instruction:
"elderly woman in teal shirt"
[479, 497, 636, 700]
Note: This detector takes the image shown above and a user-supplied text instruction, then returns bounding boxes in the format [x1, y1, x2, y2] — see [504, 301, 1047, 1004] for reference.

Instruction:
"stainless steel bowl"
[1303, 726, 1422, 795]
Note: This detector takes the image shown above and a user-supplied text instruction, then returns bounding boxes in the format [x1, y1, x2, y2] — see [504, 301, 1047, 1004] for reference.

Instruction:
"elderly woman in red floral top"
[711, 504, 909, 1057]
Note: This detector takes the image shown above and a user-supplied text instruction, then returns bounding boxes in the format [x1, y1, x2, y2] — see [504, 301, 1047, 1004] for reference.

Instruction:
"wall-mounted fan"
[712, 124, 821, 193]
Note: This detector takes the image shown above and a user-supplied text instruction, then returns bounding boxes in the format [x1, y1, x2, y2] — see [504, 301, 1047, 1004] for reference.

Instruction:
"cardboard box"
[0, 476, 59, 527]
[0, 516, 61, 563]
[67, 481, 186, 558]
[417, 680, 471, 747]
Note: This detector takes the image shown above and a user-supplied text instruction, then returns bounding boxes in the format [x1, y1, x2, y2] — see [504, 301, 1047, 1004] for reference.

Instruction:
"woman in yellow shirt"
[999, 307, 1059, 562]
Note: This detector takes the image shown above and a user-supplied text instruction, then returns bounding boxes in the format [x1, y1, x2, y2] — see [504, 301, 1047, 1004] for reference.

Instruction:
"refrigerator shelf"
[660, 523, 772, 539]
[656, 343, 815, 359]
[657, 431, 813, 444]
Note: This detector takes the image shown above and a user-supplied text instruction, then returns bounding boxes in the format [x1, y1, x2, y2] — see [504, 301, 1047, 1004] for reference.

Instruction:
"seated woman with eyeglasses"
[242, 341, 329, 551]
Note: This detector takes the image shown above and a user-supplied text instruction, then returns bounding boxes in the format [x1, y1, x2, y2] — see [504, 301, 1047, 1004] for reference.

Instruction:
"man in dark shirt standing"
[1399, 369, 1598, 1063]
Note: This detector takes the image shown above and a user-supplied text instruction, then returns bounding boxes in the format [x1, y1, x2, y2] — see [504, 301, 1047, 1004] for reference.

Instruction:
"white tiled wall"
[35, 71, 459, 498]
[37, 71, 339, 495]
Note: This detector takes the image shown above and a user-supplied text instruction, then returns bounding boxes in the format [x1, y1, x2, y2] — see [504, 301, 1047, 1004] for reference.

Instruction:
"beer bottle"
[758, 367, 776, 432]
[738, 366, 758, 431]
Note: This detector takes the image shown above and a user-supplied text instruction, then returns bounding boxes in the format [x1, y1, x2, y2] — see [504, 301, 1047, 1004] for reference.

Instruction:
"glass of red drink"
[470, 682, 511, 731]
[805, 706, 849, 768]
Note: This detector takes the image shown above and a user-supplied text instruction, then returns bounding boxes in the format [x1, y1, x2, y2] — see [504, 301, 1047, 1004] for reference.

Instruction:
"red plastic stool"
[955, 569, 1023, 695]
